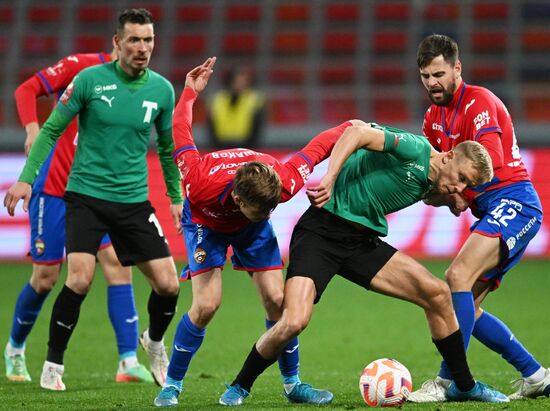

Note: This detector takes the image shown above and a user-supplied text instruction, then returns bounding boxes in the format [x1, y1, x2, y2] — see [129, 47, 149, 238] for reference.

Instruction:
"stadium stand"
[1, 0, 549, 142]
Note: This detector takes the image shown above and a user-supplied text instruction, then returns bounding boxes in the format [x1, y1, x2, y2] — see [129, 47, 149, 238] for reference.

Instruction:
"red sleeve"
[172, 87, 202, 182]
[296, 121, 352, 167]
[477, 132, 504, 169]
[278, 121, 352, 201]
[14, 76, 46, 126]
[35, 54, 86, 95]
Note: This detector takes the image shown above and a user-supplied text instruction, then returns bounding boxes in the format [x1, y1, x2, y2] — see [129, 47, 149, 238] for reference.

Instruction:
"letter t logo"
[142, 100, 158, 123]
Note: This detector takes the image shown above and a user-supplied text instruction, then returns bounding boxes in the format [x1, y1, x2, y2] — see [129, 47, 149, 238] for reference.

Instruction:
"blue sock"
[266, 319, 300, 384]
[439, 291, 475, 380]
[107, 284, 138, 359]
[10, 282, 49, 347]
[167, 312, 206, 382]
[473, 311, 541, 377]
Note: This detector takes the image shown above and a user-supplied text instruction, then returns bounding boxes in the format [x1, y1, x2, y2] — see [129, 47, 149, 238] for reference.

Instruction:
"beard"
[428, 80, 456, 106]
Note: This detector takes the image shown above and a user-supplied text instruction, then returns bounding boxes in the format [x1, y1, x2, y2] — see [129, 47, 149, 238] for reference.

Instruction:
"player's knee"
[66, 274, 93, 294]
[280, 314, 309, 339]
[192, 300, 221, 325]
[152, 276, 180, 296]
[444, 265, 468, 290]
[422, 278, 452, 311]
[31, 265, 61, 293]
[262, 291, 284, 318]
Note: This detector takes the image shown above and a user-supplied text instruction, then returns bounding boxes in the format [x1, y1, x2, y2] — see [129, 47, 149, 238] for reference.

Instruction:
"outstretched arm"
[307, 121, 385, 207]
[185, 56, 216, 94]
[172, 57, 216, 152]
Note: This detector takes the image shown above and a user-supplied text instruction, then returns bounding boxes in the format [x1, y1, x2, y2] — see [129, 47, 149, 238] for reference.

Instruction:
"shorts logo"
[35, 239, 45, 256]
[194, 248, 206, 264]
[506, 237, 516, 250]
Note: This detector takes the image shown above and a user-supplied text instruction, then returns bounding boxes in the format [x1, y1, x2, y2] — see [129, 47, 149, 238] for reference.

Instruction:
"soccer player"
[408, 34, 550, 402]
[3, 8, 182, 390]
[4, 47, 153, 384]
[153, 57, 344, 407]
[221, 117, 510, 404]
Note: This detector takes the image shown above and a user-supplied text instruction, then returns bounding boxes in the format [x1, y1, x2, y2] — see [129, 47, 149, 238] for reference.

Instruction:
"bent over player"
[5, 49, 153, 383]
[409, 34, 549, 402]
[222, 120, 510, 404]
[4, 9, 181, 390]
[153, 57, 345, 407]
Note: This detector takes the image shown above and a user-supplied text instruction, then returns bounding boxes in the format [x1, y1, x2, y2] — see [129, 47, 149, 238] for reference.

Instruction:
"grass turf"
[0, 260, 549, 410]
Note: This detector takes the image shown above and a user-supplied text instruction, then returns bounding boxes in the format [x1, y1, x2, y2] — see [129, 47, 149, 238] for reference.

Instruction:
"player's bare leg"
[371, 251, 508, 403]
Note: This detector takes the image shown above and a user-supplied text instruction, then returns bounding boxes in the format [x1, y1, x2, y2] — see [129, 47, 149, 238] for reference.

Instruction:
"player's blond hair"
[454, 141, 494, 185]
[234, 161, 282, 213]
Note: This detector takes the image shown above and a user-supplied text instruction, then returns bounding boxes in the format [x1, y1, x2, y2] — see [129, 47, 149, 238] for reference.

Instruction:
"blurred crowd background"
[1, 0, 550, 150]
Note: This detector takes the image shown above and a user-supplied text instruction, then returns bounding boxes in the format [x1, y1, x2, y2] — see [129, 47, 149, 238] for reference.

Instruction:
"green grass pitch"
[0, 260, 549, 410]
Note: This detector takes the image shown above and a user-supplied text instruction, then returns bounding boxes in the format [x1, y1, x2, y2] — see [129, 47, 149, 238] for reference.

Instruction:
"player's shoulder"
[77, 61, 114, 78]
[147, 69, 174, 90]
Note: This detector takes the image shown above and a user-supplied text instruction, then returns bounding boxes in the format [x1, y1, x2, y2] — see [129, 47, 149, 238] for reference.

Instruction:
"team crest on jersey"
[60, 81, 74, 105]
[35, 239, 45, 256]
[194, 248, 207, 264]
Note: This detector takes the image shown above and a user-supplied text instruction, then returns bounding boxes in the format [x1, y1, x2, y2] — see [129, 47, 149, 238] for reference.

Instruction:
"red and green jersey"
[323, 126, 432, 236]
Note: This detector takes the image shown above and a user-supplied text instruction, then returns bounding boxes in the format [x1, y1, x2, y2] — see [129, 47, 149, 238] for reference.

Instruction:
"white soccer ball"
[359, 358, 412, 407]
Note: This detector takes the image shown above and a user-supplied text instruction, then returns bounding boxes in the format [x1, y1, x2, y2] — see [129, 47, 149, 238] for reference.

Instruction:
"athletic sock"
[265, 319, 300, 388]
[119, 354, 139, 370]
[147, 290, 178, 342]
[233, 344, 277, 393]
[166, 312, 206, 382]
[47, 285, 86, 364]
[10, 282, 49, 346]
[433, 329, 475, 392]
[472, 311, 541, 378]
[107, 284, 138, 358]
[439, 291, 475, 380]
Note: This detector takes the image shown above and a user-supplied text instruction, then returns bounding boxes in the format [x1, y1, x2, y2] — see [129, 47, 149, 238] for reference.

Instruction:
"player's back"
[184, 148, 279, 233]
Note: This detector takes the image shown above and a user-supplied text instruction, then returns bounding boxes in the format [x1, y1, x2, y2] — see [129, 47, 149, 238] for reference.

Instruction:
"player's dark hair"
[417, 34, 459, 69]
[117, 8, 154, 35]
[234, 161, 282, 215]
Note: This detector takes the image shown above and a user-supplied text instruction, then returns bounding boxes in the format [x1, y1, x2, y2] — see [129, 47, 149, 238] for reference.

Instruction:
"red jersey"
[423, 81, 530, 202]
[172, 87, 349, 233]
[14, 52, 112, 197]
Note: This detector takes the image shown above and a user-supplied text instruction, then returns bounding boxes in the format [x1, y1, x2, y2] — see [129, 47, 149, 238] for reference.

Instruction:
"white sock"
[44, 360, 63, 371]
[6, 342, 25, 357]
[526, 367, 546, 383]
[119, 356, 139, 370]
[145, 330, 164, 351]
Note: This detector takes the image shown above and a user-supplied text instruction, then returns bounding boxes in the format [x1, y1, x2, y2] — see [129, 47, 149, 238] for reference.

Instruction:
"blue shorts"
[180, 201, 284, 280]
[29, 190, 111, 264]
[471, 181, 542, 288]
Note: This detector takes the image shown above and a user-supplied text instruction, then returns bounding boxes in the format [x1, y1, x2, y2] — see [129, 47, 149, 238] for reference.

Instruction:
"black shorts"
[287, 206, 397, 303]
[64, 191, 172, 266]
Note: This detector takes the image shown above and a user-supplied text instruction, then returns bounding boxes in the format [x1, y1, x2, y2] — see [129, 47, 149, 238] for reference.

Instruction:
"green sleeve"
[19, 110, 74, 184]
[156, 129, 183, 204]
[382, 129, 426, 162]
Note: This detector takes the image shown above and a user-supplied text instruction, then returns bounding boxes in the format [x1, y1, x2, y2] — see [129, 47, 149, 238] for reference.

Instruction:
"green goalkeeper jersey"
[20, 61, 182, 204]
[323, 126, 432, 236]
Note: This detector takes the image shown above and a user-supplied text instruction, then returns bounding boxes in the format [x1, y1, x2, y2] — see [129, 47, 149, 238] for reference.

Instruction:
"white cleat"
[509, 368, 550, 400]
[140, 330, 168, 387]
[40, 361, 66, 391]
[407, 376, 450, 403]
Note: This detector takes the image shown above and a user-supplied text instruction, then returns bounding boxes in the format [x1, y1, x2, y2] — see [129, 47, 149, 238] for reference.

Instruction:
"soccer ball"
[359, 358, 412, 407]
